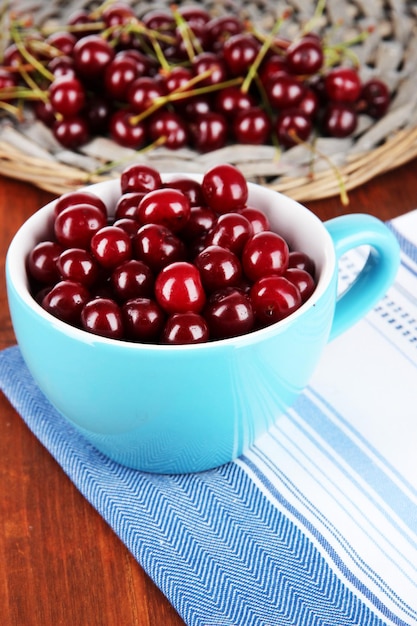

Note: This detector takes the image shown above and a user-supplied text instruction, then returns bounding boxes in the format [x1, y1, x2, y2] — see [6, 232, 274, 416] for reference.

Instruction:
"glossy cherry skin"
[181, 205, 217, 241]
[138, 188, 191, 232]
[90, 226, 132, 269]
[223, 33, 261, 76]
[54, 204, 107, 249]
[162, 312, 209, 344]
[204, 288, 254, 339]
[361, 79, 390, 118]
[242, 231, 289, 282]
[284, 267, 316, 302]
[155, 261, 206, 314]
[265, 74, 305, 110]
[214, 86, 255, 118]
[202, 163, 248, 214]
[288, 250, 315, 276]
[188, 112, 228, 153]
[324, 67, 362, 103]
[49, 76, 86, 117]
[148, 110, 188, 149]
[104, 55, 140, 101]
[192, 52, 228, 86]
[233, 107, 272, 145]
[72, 35, 115, 78]
[127, 76, 166, 113]
[275, 109, 312, 148]
[81, 297, 124, 339]
[122, 297, 165, 342]
[286, 37, 324, 75]
[205, 212, 251, 255]
[121, 164, 162, 194]
[250, 275, 302, 325]
[114, 192, 145, 221]
[238, 207, 270, 234]
[133, 223, 186, 272]
[110, 259, 154, 301]
[321, 103, 357, 137]
[53, 116, 90, 149]
[108, 109, 147, 149]
[27, 241, 63, 284]
[195, 245, 242, 292]
[57, 247, 100, 287]
[165, 178, 204, 206]
[42, 280, 90, 324]
[54, 190, 108, 217]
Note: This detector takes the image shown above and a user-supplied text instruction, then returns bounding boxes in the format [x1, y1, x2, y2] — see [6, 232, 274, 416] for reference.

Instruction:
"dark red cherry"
[204, 288, 254, 339]
[122, 297, 165, 342]
[90, 225, 132, 269]
[42, 280, 90, 324]
[155, 261, 206, 314]
[250, 275, 302, 325]
[120, 163, 162, 194]
[242, 231, 289, 281]
[110, 259, 154, 301]
[54, 204, 107, 249]
[133, 223, 186, 272]
[81, 297, 124, 339]
[137, 187, 191, 232]
[202, 163, 248, 214]
[162, 312, 209, 344]
[205, 212, 251, 255]
[284, 267, 316, 302]
[57, 247, 100, 287]
[27, 241, 64, 284]
[195, 245, 242, 292]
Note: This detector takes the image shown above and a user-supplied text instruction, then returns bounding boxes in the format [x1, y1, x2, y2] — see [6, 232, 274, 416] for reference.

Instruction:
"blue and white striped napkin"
[1, 210, 417, 626]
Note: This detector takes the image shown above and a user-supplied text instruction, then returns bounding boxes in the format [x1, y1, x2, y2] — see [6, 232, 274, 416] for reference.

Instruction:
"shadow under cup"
[6, 177, 400, 473]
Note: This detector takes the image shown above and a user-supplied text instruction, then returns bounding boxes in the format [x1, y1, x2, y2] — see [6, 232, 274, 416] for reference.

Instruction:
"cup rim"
[6, 176, 336, 352]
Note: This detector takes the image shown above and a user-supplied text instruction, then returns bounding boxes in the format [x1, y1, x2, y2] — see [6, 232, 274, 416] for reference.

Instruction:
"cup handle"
[325, 213, 400, 341]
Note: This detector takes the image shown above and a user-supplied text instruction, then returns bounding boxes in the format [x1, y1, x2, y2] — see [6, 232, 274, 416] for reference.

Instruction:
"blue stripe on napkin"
[2, 211, 417, 626]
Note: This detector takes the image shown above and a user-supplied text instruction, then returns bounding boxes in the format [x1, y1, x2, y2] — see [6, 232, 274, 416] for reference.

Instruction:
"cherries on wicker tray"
[27, 163, 317, 344]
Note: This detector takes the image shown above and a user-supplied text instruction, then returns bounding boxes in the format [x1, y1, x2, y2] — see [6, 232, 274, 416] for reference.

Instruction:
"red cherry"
[265, 74, 305, 110]
[286, 37, 324, 75]
[204, 288, 254, 339]
[27, 241, 64, 284]
[110, 259, 154, 301]
[205, 212, 251, 255]
[90, 226, 132, 269]
[165, 177, 204, 206]
[42, 280, 90, 324]
[242, 231, 289, 281]
[137, 187, 191, 232]
[195, 245, 242, 292]
[81, 298, 124, 339]
[49, 75, 86, 117]
[57, 248, 100, 287]
[162, 312, 209, 344]
[120, 164, 162, 194]
[155, 261, 206, 314]
[223, 33, 261, 76]
[202, 163, 248, 214]
[133, 223, 186, 272]
[188, 112, 228, 152]
[238, 207, 270, 234]
[321, 103, 358, 137]
[72, 35, 115, 78]
[54, 190, 108, 217]
[275, 109, 312, 148]
[250, 275, 302, 325]
[148, 110, 188, 149]
[232, 107, 272, 145]
[288, 250, 315, 276]
[324, 67, 362, 103]
[284, 267, 316, 302]
[108, 109, 147, 149]
[54, 204, 107, 249]
[114, 192, 146, 221]
[52, 116, 90, 149]
[122, 297, 165, 342]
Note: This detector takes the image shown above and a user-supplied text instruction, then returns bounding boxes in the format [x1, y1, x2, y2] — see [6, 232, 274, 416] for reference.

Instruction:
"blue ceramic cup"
[6, 176, 400, 473]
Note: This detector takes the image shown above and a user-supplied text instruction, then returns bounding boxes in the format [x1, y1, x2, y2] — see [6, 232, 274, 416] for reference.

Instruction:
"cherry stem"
[171, 5, 203, 61]
[241, 17, 286, 94]
[289, 131, 349, 205]
[10, 23, 55, 82]
[129, 73, 242, 125]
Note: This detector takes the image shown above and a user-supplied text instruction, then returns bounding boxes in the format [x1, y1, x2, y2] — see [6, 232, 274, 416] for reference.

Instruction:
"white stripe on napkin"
[240, 210, 417, 625]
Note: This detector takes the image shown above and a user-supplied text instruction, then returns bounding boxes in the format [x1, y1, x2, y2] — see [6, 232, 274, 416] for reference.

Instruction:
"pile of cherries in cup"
[1, 2, 391, 152]
[27, 163, 317, 345]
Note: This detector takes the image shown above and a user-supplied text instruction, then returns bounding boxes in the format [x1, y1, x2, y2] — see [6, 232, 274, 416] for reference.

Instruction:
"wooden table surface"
[1, 160, 417, 626]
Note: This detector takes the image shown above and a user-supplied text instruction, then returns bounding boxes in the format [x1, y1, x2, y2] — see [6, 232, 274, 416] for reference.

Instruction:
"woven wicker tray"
[1, 0, 417, 202]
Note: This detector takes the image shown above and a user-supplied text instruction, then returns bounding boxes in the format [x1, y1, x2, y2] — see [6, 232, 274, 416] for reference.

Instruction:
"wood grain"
[1, 160, 416, 625]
